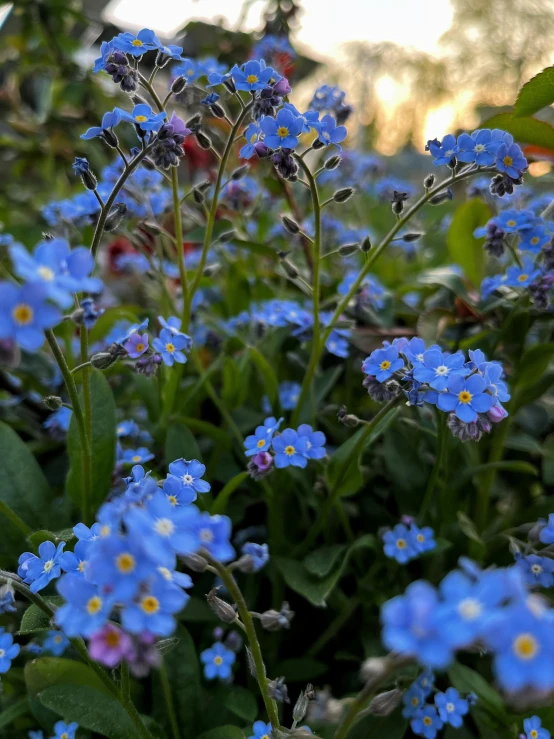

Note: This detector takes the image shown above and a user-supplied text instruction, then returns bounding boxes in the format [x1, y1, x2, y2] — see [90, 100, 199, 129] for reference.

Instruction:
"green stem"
[292, 165, 490, 425]
[45, 329, 92, 524]
[419, 411, 447, 522]
[80, 328, 93, 524]
[159, 660, 181, 739]
[207, 558, 280, 729]
[474, 415, 511, 537]
[171, 166, 190, 317]
[0, 501, 32, 537]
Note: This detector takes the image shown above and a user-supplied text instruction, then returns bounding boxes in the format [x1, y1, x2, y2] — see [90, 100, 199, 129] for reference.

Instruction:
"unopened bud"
[257, 602, 294, 631]
[268, 676, 289, 704]
[333, 187, 354, 203]
[181, 553, 208, 572]
[90, 351, 118, 370]
[196, 131, 212, 150]
[423, 173, 436, 189]
[196, 179, 212, 193]
[104, 203, 127, 232]
[324, 155, 341, 170]
[103, 129, 119, 148]
[280, 259, 299, 279]
[231, 164, 249, 181]
[360, 657, 388, 683]
[211, 103, 226, 118]
[131, 94, 148, 106]
[223, 77, 236, 94]
[81, 170, 98, 191]
[186, 113, 203, 132]
[312, 138, 325, 150]
[429, 188, 453, 206]
[193, 188, 205, 205]
[217, 229, 236, 242]
[292, 683, 314, 724]
[171, 76, 187, 94]
[402, 233, 423, 243]
[282, 215, 300, 234]
[338, 242, 359, 256]
[361, 235, 372, 252]
[392, 200, 404, 215]
[369, 688, 403, 717]
[206, 589, 237, 624]
[44, 395, 63, 410]
[508, 537, 520, 556]
[203, 263, 221, 277]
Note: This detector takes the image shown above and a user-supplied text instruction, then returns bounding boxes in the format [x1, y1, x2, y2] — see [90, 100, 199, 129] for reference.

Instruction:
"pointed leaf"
[447, 199, 491, 286]
[514, 66, 554, 117]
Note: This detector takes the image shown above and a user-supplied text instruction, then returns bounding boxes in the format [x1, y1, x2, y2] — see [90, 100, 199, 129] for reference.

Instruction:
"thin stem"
[71, 361, 92, 375]
[45, 329, 92, 524]
[159, 660, 181, 739]
[171, 166, 190, 317]
[419, 411, 447, 522]
[206, 557, 280, 729]
[92, 190, 105, 208]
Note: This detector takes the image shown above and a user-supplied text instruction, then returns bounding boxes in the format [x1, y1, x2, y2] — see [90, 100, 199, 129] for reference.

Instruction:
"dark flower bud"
[171, 75, 187, 94]
[210, 103, 226, 118]
[103, 129, 119, 148]
[447, 156, 457, 169]
[272, 149, 298, 180]
[361, 235, 372, 252]
[223, 77, 236, 94]
[231, 164, 249, 180]
[324, 155, 341, 170]
[120, 69, 139, 92]
[196, 131, 212, 150]
[247, 451, 274, 480]
[181, 553, 208, 572]
[293, 684, 314, 724]
[134, 123, 148, 139]
[186, 113, 203, 132]
[336, 103, 353, 125]
[217, 229, 236, 242]
[131, 94, 148, 106]
[369, 689, 403, 717]
[333, 187, 354, 203]
[91, 351, 118, 370]
[155, 50, 171, 68]
[134, 353, 162, 377]
[337, 405, 359, 427]
[254, 142, 271, 158]
[338, 242, 359, 256]
[44, 395, 63, 410]
[402, 232, 423, 243]
[312, 138, 325, 150]
[363, 376, 399, 402]
[447, 413, 491, 442]
[280, 258, 299, 279]
[196, 179, 212, 193]
[268, 676, 289, 703]
[282, 215, 300, 234]
[81, 170, 98, 191]
[104, 203, 127, 232]
[429, 188, 453, 206]
[483, 222, 506, 257]
[224, 631, 243, 652]
[392, 200, 404, 215]
[206, 589, 237, 624]
[193, 188, 205, 205]
[423, 173, 435, 189]
[202, 263, 220, 277]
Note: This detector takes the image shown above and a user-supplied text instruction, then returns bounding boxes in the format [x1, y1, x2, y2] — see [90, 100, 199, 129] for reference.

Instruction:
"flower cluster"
[383, 521, 436, 564]
[362, 338, 509, 440]
[244, 417, 326, 478]
[402, 671, 474, 739]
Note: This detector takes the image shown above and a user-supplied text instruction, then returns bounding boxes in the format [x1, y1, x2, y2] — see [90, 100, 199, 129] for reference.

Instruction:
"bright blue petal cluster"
[383, 522, 436, 564]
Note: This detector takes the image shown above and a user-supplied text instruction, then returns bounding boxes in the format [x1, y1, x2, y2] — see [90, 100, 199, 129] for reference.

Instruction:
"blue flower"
[88, 534, 155, 602]
[249, 721, 272, 739]
[167, 458, 211, 495]
[481, 274, 504, 298]
[297, 424, 326, 460]
[231, 59, 279, 92]
[496, 141, 528, 179]
[437, 374, 494, 423]
[18, 541, 66, 593]
[81, 110, 122, 140]
[540, 513, 554, 545]
[240, 123, 262, 159]
[362, 345, 404, 382]
[278, 382, 301, 410]
[519, 225, 550, 253]
[173, 58, 204, 83]
[153, 328, 190, 366]
[122, 447, 154, 465]
[200, 58, 227, 77]
[52, 722, 78, 739]
[402, 683, 427, 718]
[381, 580, 455, 668]
[244, 417, 283, 456]
[260, 108, 304, 150]
[497, 209, 533, 233]
[415, 669, 435, 697]
[272, 428, 309, 468]
[193, 512, 235, 562]
[0, 584, 15, 613]
[157, 43, 185, 61]
[434, 687, 469, 728]
[93, 40, 115, 73]
[483, 363, 510, 404]
[411, 704, 443, 739]
[413, 349, 468, 391]
[28, 731, 44, 739]
[162, 474, 197, 507]
[200, 641, 236, 680]
[55, 575, 113, 637]
[524, 716, 550, 739]
[315, 114, 347, 150]
[515, 553, 554, 588]
[426, 134, 457, 166]
[116, 419, 139, 438]
[115, 104, 166, 132]
[43, 630, 70, 656]
[121, 577, 188, 636]
[201, 92, 220, 107]
[456, 129, 501, 166]
[283, 103, 320, 133]
[60, 540, 90, 577]
[113, 28, 161, 56]
[9, 238, 102, 308]
[0, 629, 20, 673]
[242, 542, 269, 571]
[409, 525, 436, 555]
[504, 258, 542, 288]
[383, 524, 417, 564]
[0, 281, 61, 350]
[44, 406, 72, 434]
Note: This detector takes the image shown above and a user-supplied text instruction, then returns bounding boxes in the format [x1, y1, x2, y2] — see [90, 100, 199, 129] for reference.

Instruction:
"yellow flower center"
[531, 237, 539, 245]
[417, 534, 425, 543]
[61, 734, 68, 739]
[132, 455, 142, 463]
[257, 439, 266, 448]
[116, 552, 135, 573]
[277, 126, 289, 137]
[411, 696, 420, 706]
[135, 342, 145, 352]
[166, 342, 175, 352]
[284, 445, 296, 456]
[37, 266, 55, 281]
[141, 595, 160, 614]
[423, 717, 432, 726]
[105, 630, 121, 648]
[167, 495, 178, 506]
[503, 155, 513, 166]
[379, 360, 391, 371]
[187, 68, 194, 76]
[135, 115, 148, 123]
[78, 561, 85, 572]
[506, 219, 516, 227]
[513, 632, 539, 660]
[86, 596, 102, 615]
[531, 730, 539, 739]
[132, 39, 143, 46]
[396, 538, 407, 549]
[214, 655, 223, 665]
[54, 635, 63, 643]
[246, 74, 258, 83]
[458, 391, 472, 404]
[517, 274, 528, 282]
[100, 525, 110, 537]
[250, 133, 257, 143]
[12, 303, 33, 325]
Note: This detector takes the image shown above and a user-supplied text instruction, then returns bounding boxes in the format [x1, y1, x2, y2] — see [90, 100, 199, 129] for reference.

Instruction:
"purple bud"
[488, 404, 508, 423]
[273, 77, 292, 96]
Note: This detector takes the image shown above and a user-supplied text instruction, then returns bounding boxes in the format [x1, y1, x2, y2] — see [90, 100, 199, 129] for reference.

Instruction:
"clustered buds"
[273, 149, 298, 180]
[104, 50, 139, 92]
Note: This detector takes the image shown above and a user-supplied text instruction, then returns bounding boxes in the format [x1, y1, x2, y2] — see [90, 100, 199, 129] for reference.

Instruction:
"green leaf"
[543, 434, 554, 486]
[230, 238, 278, 259]
[197, 728, 245, 739]
[66, 370, 116, 510]
[515, 343, 554, 388]
[418, 267, 472, 302]
[221, 357, 242, 409]
[177, 418, 231, 449]
[304, 545, 347, 577]
[0, 697, 29, 729]
[27, 528, 74, 550]
[276, 657, 328, 682]
[210, 471, 249, 515]
[347, 711, 408, 739]
[223, 685, 257, 722]
[18, 597, 64, 635]
[38, 685, 137, 739]
[165, 422, 202, 464]
[447, 199, 491, 286]
[249, 346, 279, 406]
[481, 112, 554, 150]
[0, 421, 52, 548]
[25, 657, 113, 699]
[514, 66, 554, 117]
[153, 626, 201, 737]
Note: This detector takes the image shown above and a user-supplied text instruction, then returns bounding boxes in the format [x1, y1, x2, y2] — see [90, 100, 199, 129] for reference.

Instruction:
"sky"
[104, 0, 454, 58]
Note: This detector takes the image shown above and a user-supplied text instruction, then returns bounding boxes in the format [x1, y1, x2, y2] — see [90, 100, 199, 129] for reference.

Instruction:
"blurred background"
[1, 0, 553, 238]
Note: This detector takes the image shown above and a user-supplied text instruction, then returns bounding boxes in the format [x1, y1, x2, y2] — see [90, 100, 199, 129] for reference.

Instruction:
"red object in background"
[182, 137, 213, 170]
[522, 144, 554, 163]
[107, 236, 135, 274]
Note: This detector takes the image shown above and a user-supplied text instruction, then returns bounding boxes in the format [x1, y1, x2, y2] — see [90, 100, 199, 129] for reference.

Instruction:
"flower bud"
[203, 263, 221, 277]
[181, 553, 208, 572]
[312, 138, 325, 150]
[268, 676, 289, 703]
[338, 242, 359, 256]
[231, 164, 249, 181]
[324, 155, 341, 170]
[210, 103, 226, 118]
[206, 589, 237, 624]
[185, 112, 203, 132]
[401, 233, 423, 243]
[337, 405, 359, 427]
[193, 188, 205, 205]
[361, 235, 372, 252]
[90, 352, 118, 370]
[280, 258, 299, 279]
[488, 404, 508, 423]
[392, 200, 404, 215]
[171, 75, 187, 94]
[44, 395, 63, 410]
[196, 179, 212, 193]
[333, 187, 354, 203]
[103, 129, 119, 148]
[292, 684, 314, 724]
[423, 173, 436, 189]
[281, 215, 300, 234]
[360, 657, 388, 683]
[196, 131, 212, 150]
[369, 688, 403, 717]
[429, 188, 453, 206]
[223, 77, 237, 94]
[257, 602, 294, 631]
[104, 203, 127, 232]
